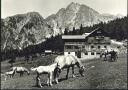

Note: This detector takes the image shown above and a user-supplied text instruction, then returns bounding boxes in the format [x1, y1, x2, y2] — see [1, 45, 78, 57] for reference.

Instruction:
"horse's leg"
[49, 73, 53, 86]
[72, 66, 75, 78]
[12, 73, 15, 78]
[55, 76, 58, 84]
[10, 75, 12, 78]
[66, 67, 70, 79]
[10, 74, 12, 78]
[36, 74, 42, 88]
[5, 75, 7, 81]
[20, 72, 22, 77]
[47, 74, 49, 86]
[20, 72, 23, 77]
[36, 75, 39, 86]
[38, 76, 42, 88]
[22, 72, 24, 76]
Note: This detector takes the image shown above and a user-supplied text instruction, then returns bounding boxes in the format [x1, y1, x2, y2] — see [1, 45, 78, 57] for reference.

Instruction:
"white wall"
[81, 52, 100, 60]
[64, 52, 76, 56]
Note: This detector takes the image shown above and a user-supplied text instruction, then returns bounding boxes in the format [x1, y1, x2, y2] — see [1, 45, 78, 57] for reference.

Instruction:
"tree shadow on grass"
[58, 78, 67, 82]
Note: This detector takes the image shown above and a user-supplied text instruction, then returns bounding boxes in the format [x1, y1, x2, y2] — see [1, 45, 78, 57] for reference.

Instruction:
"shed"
[44, 50, 52, 55]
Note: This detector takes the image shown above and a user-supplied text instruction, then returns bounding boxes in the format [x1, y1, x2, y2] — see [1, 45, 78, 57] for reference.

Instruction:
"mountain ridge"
[1, 2, 121, 51]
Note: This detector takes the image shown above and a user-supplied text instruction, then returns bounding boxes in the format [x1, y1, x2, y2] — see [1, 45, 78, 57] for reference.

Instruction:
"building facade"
[62, 29, 111, 59]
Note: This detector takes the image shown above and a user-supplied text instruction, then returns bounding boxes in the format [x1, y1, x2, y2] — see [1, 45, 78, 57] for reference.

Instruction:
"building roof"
[62, 28, 100, 40]
[62, 35, 86, 39]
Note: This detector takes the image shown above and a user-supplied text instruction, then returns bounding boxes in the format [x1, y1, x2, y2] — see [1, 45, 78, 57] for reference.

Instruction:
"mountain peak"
[26, 11, 44, 19]
[69, 2, 80, 5]
[67, 2, 80, 9]
[26, 11, 41, 15]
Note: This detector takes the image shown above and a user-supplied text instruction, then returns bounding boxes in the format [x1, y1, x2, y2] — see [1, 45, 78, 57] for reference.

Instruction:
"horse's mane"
[49, 62, 58, 67]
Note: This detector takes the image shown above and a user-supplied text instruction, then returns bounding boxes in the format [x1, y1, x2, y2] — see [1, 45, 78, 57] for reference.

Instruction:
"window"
[85, 52, 88, 55]
[66, 45, 72, 49]
[98, 46, 100, 49]
[74, 46, 79, 49]
[91, 45, 94, 48]
[91, 52, 94, 55]
[96, 52, 100, 55]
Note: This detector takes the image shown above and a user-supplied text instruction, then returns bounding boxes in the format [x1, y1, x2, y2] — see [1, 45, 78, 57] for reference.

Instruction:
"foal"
[4, 70, 16, 81]
[11, 66, 30, 76]
[31, 63, 61, 87]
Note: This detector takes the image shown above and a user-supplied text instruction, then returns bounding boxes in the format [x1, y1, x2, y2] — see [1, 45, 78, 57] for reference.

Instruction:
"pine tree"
[64, 28, 68, 35]
[72, 27, 76, 35]
[79, 24, 83, 35]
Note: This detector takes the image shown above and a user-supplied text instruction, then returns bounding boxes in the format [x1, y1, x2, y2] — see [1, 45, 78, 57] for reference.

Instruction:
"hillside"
[67, 16, 127, 41]
[1, 2, 119, 52]
[1, 12, 53, 52]
[46, 2, 117, 35]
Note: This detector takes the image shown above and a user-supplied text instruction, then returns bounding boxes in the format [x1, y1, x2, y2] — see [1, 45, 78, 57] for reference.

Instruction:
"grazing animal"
[4, 70, 16, 81]
[100, 51, 109, 61]
[31, 63, 61, 87]
[109, 50, 118, 61]
[100, 50, 118, 62]
[11, 66, 30, 76]
[54, 55, 85, 82]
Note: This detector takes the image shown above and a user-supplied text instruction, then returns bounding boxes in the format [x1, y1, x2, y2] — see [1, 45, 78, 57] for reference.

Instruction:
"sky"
[1, 0, 127, 19]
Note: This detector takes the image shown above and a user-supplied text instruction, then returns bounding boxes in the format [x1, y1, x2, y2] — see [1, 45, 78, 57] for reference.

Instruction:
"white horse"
[11, 66, 30, 76]
[54, 55, 85, 81]
[31, 63, 61, 87]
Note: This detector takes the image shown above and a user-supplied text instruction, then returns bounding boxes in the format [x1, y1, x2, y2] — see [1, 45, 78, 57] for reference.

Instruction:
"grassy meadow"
[1, 53, 127, 89]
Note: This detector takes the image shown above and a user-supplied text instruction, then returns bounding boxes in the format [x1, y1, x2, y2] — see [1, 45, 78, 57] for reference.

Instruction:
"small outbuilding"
[44, 50, 52, 56]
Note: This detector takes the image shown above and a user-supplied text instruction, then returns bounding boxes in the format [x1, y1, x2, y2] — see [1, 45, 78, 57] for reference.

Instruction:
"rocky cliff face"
[1, 2, 118, 51]
[46, 2, 117, 35]
[1, 12, 53, 51]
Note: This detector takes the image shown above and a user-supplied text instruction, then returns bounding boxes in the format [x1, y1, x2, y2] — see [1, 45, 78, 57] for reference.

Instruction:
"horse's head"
[24, 68, 30, 75]
[79, 65, 85, 77]
[54, 63, 61, 78]
[30, 67, 35, 71]
[27, 70, 30, 75]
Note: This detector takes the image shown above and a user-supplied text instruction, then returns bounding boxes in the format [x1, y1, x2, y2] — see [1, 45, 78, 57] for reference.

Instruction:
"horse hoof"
[55, 81, 58, 84]
[40, 85, 43, 88]
[49, 84, 52, 87]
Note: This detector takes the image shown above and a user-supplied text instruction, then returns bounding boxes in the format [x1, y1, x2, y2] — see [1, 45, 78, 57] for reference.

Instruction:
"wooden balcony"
[65, 42, 85, 45]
